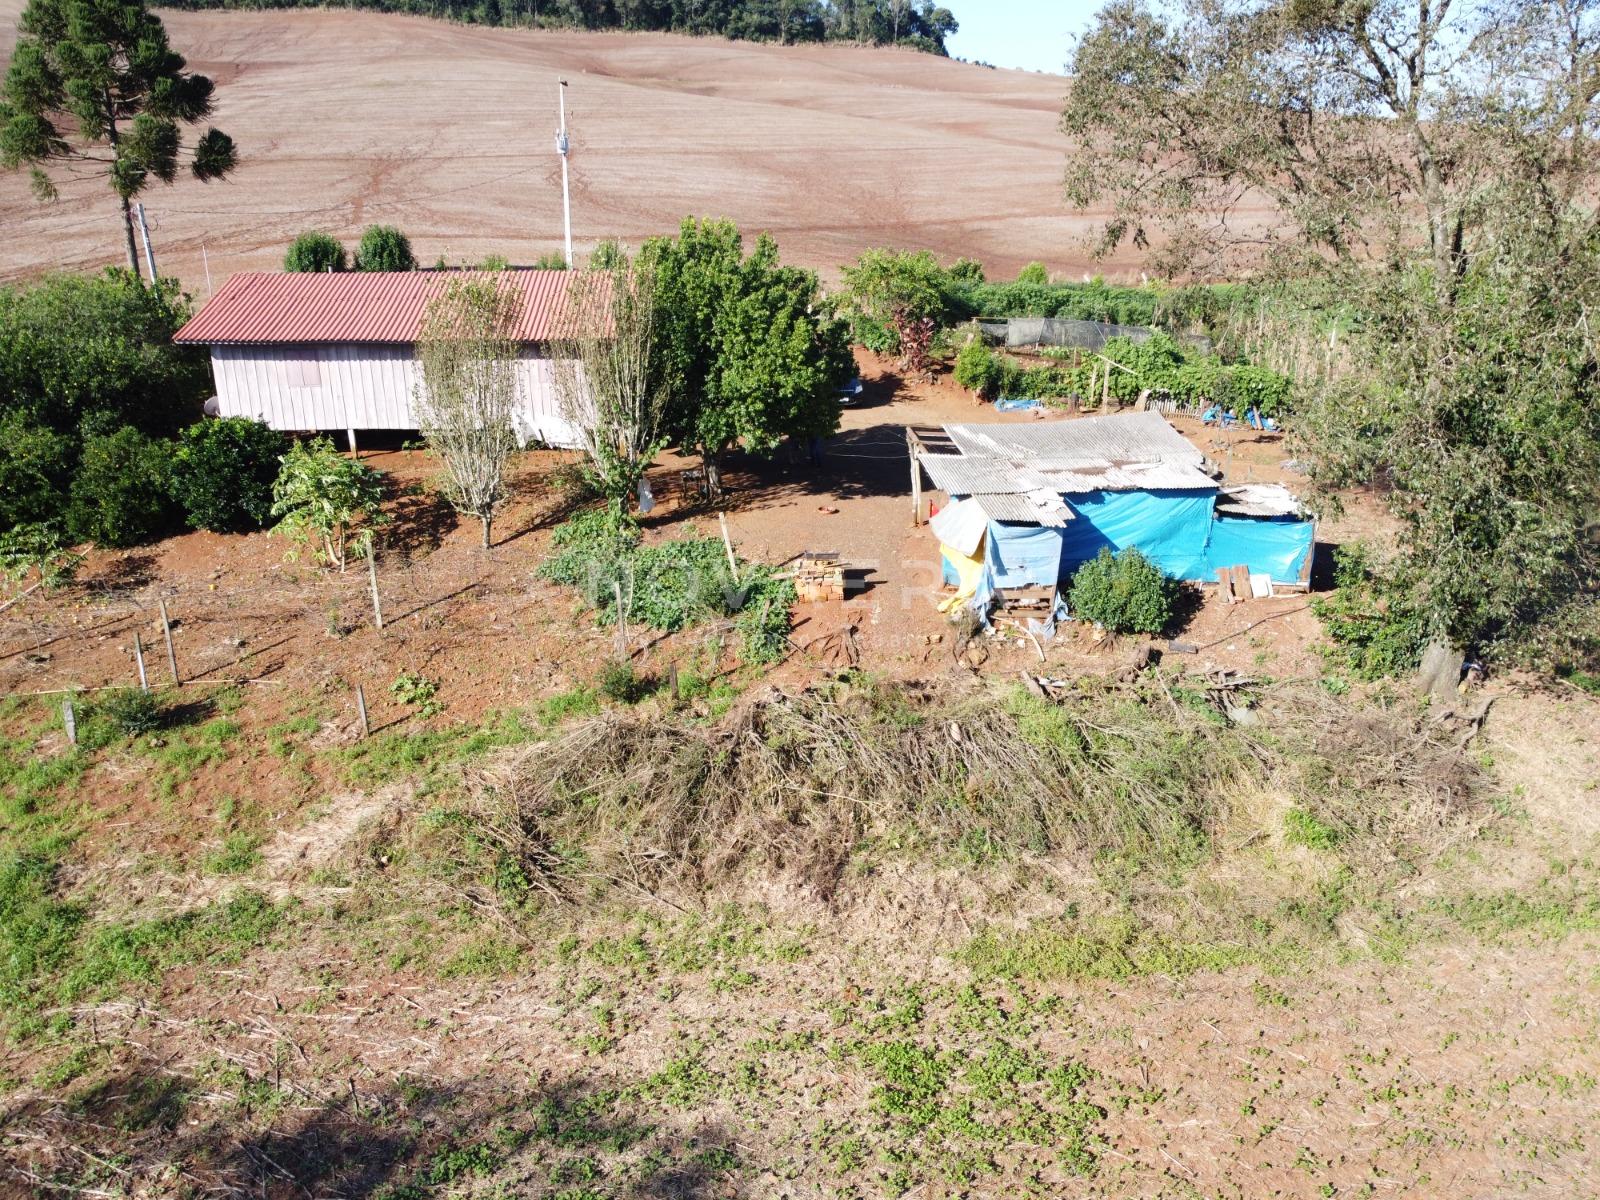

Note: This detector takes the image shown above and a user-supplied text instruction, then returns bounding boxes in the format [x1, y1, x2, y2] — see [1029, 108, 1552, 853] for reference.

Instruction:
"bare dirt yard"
[0, 351, 1375, 718]
[5, 357, 1599, 1199]
[0, 2, 1208, 288]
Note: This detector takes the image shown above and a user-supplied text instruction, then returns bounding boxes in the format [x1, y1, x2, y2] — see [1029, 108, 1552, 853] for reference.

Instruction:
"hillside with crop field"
[0, 0, 1210, 288]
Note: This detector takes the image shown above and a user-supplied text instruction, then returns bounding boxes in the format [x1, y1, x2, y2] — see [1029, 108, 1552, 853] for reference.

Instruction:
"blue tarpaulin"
[1057, 489, 1218, 581]
[1204, 515, 1313, 581]
[939, 490, 1314, 594]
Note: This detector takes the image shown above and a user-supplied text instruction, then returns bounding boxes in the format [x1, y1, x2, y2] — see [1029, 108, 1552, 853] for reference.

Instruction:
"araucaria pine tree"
[0, 0, 237, 278]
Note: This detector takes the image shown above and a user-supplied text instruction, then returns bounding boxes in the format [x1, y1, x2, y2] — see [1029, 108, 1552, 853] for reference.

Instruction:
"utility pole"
[135, 202, 158, 282]
[556, 79, 573, 268]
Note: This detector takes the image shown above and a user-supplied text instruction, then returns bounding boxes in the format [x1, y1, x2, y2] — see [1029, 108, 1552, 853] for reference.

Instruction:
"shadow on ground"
[6, 1055, 743, 1199]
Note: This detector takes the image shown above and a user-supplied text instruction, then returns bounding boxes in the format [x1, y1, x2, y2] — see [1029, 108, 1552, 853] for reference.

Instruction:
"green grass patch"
[959, 913, 1260, 983]
[204, 830, 265, 876]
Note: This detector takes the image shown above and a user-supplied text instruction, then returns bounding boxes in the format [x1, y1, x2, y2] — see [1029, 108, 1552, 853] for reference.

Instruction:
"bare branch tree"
[548, 264, 669, 509]
[415, 275, 523, 549]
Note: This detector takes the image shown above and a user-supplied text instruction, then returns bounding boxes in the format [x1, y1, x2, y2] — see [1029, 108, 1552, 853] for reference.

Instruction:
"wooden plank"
[1216, 567, 1235, 605]
[1231, 564, 1251, 597]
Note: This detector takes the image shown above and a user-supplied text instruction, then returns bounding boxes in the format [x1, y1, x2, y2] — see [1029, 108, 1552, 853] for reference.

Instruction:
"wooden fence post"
[669, 663, 680, 705]
[61, 700, 76, 746]
[158, 599, 179, 685]
[613, 581, 627, 657]
[366, 540, 383, 631]
[133, 632, 149, 691]
[355, 685, 370, 739]
[718, 513, 740, 582]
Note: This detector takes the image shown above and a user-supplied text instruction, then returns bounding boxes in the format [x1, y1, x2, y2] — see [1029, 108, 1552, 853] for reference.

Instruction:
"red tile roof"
[173, 269, 595, 345]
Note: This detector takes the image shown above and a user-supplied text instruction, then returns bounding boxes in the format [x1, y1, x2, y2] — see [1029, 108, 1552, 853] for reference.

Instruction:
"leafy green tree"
[0, 0, 236, 278]
[1065, 0, 1600, 669]
[170, 418, 287, 533]
[0, 270, 206, 439]
[643, 219, 849, 492]
[693, 238, 850, 455]
[284, 232, 347, 273]
[354, 225, 416, 272]
[837, 248, 951, 372]
[1300, 208, 1600, 668]
[66, 426, 178, 548]
[270, 437, 387, 570]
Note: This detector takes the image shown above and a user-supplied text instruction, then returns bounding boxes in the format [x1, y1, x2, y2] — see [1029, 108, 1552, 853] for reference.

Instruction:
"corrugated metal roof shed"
[947, 410, 1205, 467]
[970, 492, 1075, 526]
[173, 270, 600, 345]
[922, 411, 1217, 497]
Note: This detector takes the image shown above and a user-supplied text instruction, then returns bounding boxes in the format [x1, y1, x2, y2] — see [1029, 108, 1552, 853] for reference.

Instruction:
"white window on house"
[284, 348, 323, 389]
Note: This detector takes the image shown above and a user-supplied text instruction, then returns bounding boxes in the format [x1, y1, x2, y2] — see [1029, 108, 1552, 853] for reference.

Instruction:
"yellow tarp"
[938, 532, 986, 613]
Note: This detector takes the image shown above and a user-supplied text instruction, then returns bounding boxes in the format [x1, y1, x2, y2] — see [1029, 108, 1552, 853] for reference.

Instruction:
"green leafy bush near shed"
[1069, 548, 1179, 635]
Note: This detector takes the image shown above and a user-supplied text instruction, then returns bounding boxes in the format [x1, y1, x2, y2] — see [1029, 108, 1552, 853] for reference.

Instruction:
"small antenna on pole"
[556, 80, 573, 268]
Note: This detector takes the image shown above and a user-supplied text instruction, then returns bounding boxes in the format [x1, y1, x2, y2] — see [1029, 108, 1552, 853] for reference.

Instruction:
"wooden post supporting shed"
[905, 425, 961, 527]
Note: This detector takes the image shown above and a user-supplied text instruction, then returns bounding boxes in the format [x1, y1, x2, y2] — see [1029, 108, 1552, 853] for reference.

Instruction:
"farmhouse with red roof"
[174, 270, 592, 449]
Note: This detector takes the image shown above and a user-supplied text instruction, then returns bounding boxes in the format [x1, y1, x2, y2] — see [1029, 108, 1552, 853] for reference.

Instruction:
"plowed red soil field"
[0, 3, 1202, 288]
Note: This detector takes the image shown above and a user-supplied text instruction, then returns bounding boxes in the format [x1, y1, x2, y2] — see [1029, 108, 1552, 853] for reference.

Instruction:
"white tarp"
[930, 497, 989, 559]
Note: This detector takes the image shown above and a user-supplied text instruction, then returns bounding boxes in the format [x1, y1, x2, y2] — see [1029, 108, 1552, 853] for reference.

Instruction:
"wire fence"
[0, 545, 553, 714]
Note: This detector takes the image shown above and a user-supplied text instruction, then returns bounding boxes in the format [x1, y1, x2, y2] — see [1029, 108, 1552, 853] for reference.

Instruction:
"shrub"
[1016, 261, 1050, 286]
[1217, 364, 1293, 418]
[1068, 547, 1179, 634]
[599, 657, 650, 704]
[270, 437, 387, 569]
[532, 252, 568, 270]
[953, 338, 1001, 397]
[590, 240, 627, 270]
[390, 672, 443, 717]
[284, 232, 346, 273]
[96, 689, 166, 737]
[66, 427, 178, 548]
[735, 570, 796, 664]
[170, 418, 287, 533]
[354, 224, 415, 272]
[539, 510, 795, 665]
[0, 414, 74, 530]
[949, 257, 986, 284]
[1310, 544, 1428, 678]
